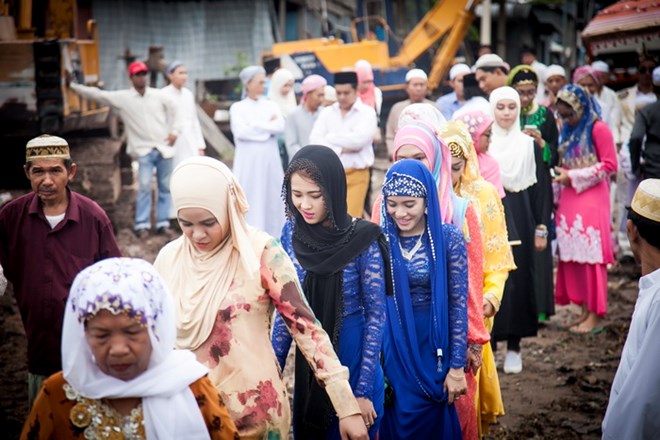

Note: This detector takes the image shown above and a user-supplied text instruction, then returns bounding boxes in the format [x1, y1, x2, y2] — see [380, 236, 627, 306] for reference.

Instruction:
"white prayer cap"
[449, 63, 471, 80]
[405, 68, 428, 82]
[474, 54, 507, 70]
[543, 64, 566, 82]
[324, 85, 337, 102]
[591, 60, 609, 73]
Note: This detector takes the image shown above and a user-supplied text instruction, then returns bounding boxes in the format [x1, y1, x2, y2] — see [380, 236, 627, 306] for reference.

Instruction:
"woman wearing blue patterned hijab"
[379, 159, 468, 439]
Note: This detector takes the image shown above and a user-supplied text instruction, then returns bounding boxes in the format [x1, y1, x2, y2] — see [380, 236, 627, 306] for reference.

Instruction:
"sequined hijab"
[62, 258, 210, 439]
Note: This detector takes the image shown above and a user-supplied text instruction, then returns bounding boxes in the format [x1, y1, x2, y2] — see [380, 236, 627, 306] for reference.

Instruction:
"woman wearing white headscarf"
[488, 87, 552, 375]
[154, 156, 369, 440]
[267, 67, 297, 168]
[22, 257, 238, 439]
[267, 68, 297, 117]
[230, 65, 285, 237]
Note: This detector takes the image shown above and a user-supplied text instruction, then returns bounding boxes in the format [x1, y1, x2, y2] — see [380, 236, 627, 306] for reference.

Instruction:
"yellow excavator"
[266, 0, 481, 93]
[0, 0, 119, 207]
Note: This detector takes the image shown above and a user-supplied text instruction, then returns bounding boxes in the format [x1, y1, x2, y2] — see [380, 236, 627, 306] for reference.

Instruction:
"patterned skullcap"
[382, 172, 427, 198]
[631, 179, 660, 223]
[26, 134, 70, 162]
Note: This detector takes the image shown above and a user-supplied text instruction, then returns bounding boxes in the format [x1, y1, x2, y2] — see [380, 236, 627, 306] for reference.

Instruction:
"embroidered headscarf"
[507, 64, 540, 115]
[556, 84, 601, 169]
[439, 121, 516, 274]
[488, 86, 537, 192]
[453, 110, 505, 198]
[393, 120, 468, 229]
[380, 159, 451, 398]
[63, 257, 210, 439]
[397, 102, 448, 133]
[239, 65, 266, 99]
[282, 145, 388, 436]
[355, 59, 377, 109]
[153, 156, 262, 351]
[267, 68, 297, 116]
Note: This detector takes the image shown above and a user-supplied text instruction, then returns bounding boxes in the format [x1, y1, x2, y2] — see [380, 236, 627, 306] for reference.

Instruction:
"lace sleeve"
[261, 238, 360, 419]
[271, 221, 299, 370]
[355, 241, 387, 398]
[443, 224, 468, 369]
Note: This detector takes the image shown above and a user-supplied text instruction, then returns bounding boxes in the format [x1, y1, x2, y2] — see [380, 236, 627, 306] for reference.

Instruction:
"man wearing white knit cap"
[436, 63, 471, 120]
[474, 54, 509, 96]
[539, 64, 567, 113]
[384, 68, 435, 157]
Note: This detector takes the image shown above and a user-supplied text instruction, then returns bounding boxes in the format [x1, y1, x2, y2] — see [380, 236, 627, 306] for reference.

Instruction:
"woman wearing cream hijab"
[154, 156, 368, 440]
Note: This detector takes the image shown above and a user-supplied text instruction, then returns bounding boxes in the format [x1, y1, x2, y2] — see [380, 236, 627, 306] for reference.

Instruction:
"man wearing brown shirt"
[0, 135, 121, 406]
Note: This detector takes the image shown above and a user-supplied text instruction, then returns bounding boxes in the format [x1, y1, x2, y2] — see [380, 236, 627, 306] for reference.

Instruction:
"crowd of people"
[0, 47, 659, 439]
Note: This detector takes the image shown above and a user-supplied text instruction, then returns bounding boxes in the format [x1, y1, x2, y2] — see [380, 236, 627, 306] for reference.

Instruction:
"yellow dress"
[441, 121, 517, 437]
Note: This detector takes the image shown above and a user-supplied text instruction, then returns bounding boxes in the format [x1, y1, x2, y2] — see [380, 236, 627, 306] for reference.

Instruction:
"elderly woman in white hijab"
[22, 257, 239, 440]
[153, 156, 369, 440]
[229, 65, 286, 237]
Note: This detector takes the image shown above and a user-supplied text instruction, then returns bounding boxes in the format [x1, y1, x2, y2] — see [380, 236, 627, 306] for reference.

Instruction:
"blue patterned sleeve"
[443, 224, 468, 369]
[355, 241, 387, 398]
[271, 221, 300, 370]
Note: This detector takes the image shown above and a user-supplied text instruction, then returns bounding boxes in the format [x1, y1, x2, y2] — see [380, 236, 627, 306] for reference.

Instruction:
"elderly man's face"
[24, 158, 76, 207]
[406, 78, 428, 103]
[577, 75, 599, 95]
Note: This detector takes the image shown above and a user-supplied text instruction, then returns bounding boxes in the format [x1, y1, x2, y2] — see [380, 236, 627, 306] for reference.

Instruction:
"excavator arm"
[389, 0, 481, 89]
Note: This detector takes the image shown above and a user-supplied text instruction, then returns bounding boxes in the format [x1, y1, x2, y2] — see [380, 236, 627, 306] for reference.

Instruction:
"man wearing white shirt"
[161, 60, 206, 219]
[309, 71, 378, 217]
[602, 178, 660, 439]
[70, 61, 183, 237]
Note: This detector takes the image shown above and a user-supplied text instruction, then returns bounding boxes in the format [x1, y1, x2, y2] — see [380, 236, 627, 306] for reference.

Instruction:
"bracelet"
[447, 371, 464, 381]
[535, 229, 548, 238]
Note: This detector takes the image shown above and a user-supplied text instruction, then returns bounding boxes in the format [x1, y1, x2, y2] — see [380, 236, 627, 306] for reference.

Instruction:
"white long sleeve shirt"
[70, 83, 183, 158]
[602, 267, 660, 439]
[309, 98, 378, 169]
[161, 84, 205, 165]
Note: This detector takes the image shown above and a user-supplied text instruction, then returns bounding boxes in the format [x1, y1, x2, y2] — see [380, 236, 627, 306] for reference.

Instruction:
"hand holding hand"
[339, 414, 369, 440]
[356, 397, 377, 430]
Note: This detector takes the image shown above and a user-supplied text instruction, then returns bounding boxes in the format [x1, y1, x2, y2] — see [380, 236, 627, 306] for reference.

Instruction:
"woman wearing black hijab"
[272, 145, 389, 439]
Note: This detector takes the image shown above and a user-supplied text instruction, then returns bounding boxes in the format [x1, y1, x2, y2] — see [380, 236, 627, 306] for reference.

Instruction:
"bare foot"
[562, 309, 589, 328]
[569, 313, 602, 334]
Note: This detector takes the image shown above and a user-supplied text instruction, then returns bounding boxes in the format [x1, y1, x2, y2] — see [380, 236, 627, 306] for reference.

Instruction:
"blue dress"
[272, 220, 387, 439]
[381, 225, 468, 440]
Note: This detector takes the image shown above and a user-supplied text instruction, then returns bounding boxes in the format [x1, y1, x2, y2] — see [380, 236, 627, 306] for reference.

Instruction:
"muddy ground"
[0, 170, 641, 439]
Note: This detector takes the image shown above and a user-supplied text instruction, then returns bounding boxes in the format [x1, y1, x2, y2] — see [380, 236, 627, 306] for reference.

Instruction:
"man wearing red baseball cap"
[70, 60, 183, 238]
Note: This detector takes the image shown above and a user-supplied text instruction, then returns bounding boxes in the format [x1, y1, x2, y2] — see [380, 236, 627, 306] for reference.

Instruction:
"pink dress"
[555, 121, 617, 316]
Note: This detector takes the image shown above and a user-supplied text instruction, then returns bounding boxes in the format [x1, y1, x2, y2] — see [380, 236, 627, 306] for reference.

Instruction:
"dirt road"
[0, 181, 640, 439]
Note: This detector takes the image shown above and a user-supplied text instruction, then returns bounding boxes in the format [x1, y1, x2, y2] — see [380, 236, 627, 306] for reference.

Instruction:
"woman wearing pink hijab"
[355, 60, 383, 116]
[454, 110, 506, 199]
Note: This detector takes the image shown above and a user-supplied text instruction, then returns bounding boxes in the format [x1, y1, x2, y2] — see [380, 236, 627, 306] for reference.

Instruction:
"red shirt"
[0, 190, 121, 375]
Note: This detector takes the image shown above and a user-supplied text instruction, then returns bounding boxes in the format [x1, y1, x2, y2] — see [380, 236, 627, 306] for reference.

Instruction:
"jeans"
[135, 149, 173, 231]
